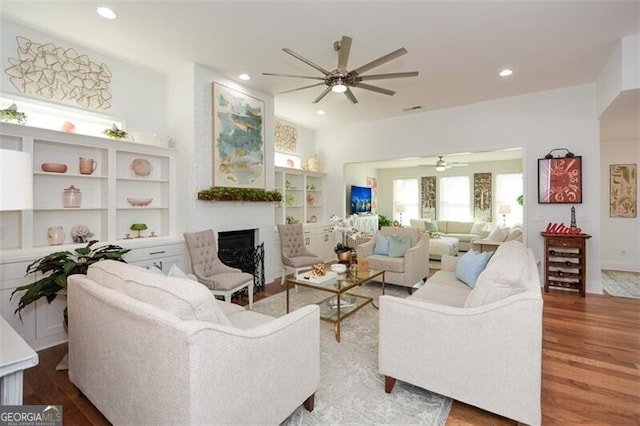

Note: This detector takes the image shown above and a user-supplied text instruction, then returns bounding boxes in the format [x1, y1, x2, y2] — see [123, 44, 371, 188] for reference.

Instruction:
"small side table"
[0, 316, 39, 405]
[540, 232, 592, 297]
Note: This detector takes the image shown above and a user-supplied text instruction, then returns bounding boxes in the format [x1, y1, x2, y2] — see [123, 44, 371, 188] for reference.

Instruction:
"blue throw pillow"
[455, 250, 492, 288]
[388, 234, 411, 257]
[374, 233, 390, 255]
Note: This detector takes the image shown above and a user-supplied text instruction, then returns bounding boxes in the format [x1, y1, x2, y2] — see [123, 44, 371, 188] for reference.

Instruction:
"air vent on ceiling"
[403, 105, 423, 112]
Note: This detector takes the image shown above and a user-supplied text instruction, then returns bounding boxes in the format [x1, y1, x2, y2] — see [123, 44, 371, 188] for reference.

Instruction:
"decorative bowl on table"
[41, 163, 68, 173]
[330, 263, 347, 274]
[127, 197, 153, 207]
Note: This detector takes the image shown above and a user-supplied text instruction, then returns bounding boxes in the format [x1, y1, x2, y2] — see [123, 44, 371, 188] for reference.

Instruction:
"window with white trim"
[495, 173, 523, 227]
[439, 176, 472, 221]
[393, 178, 419, 226]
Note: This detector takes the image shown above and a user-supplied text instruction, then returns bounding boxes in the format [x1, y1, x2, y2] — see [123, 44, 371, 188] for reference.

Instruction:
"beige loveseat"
[356, 226, 429, 289]
[410, 219, 487, 251]
[67, 260, 319, 425]
[379, 241, 543, 425]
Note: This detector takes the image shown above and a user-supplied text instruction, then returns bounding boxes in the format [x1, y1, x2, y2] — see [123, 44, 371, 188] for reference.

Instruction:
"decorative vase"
[62, 185, 82, 208]
[79, 157, 97, 175]
[47, 226, 65, 245]
[337, 251, 352, 264]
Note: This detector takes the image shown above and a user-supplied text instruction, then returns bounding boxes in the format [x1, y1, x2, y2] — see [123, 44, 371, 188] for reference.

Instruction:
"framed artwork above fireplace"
[212, 83, 265, 189]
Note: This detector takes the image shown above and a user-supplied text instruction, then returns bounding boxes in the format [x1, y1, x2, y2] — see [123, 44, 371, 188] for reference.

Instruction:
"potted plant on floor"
[10, 240, 130, 323]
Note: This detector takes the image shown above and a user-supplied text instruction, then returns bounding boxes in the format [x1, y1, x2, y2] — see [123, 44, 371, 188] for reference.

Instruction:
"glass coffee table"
[286, 269, 385, 342]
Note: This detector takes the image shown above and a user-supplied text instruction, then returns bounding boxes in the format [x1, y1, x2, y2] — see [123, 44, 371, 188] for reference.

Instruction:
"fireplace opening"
[217, 229, 265, 290]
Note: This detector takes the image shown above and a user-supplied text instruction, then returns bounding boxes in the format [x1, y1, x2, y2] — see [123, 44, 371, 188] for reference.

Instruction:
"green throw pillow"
[388, 234, 411, 257]
[424, 221, 439, 233]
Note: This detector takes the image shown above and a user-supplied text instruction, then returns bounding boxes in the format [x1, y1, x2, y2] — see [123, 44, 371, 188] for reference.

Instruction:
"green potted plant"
[0, 103, 27, 124]
[10, 240, 130, 322]
[378, 214, 392, 229]
[130, 223, 148, 238]
[104, 124, 128, 140]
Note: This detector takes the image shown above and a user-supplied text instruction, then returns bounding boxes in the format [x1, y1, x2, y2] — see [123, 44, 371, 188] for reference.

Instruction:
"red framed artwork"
[538, 156, 582, 203]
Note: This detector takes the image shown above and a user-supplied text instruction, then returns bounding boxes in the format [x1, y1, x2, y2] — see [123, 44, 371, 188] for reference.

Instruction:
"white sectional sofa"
[379, 241, 543, 425]
[67, 260, 320, 425]
[410, 219, 487, 251]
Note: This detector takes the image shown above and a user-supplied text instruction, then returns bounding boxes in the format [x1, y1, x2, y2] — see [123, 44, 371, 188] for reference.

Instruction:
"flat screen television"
[350, 185, 372, 214]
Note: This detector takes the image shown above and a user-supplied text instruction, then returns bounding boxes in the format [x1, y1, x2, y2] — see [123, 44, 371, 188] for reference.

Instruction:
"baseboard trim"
[601, 261, 640, 273]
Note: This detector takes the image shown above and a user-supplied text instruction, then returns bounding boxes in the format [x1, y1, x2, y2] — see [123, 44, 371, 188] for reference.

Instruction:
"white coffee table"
[0, 316, 39, 405]
[429, 236, 459, 260]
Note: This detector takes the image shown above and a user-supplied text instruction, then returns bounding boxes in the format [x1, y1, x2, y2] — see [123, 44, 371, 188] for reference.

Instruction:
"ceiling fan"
[433, 156, 468, 171]
[263, 35, 419, 104]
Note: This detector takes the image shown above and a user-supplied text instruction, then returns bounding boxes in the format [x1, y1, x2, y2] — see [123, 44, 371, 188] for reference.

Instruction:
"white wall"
[317, 84, 603, 294]
[0, 20, 167, 133]
[600, 138, 640, 272]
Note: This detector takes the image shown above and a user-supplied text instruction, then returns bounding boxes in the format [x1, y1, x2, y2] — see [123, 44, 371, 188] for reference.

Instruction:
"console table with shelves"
[540, 232, 591, 297]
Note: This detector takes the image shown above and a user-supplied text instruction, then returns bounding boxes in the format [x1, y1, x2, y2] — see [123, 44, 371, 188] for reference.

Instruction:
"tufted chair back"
[277, 223, 308, 258]
[184, 229, 234, 278]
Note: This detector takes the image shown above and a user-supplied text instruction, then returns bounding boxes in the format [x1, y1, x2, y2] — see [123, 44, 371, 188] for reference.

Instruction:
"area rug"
[602, 270, 640, 298]
[252, 282, 452, 425]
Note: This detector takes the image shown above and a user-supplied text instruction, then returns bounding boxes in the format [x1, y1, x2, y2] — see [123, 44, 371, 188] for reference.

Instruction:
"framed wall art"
[538, 156, 582, 204]
[473, 172, 492, 222]
[609, 163, 637, 218]
[212, 83, 265, 188]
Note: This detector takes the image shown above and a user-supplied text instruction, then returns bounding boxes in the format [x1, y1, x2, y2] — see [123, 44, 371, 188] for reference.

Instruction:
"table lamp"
[498, 204, 511, 227]
[395, 204, 406, 226]
[0, 149, 33, 211]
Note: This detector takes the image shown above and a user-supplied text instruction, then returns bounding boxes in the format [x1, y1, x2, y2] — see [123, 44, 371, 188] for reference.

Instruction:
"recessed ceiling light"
[96, 6, 117, 20]
[239, 73, 251, 81]
[499, 68, 513, 77]
[317, 110, 325, 115]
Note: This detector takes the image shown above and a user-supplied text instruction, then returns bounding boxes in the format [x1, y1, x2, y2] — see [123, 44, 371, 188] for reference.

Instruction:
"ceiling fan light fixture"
[332, 82, 347, 93]
[435, 156, 448, 172]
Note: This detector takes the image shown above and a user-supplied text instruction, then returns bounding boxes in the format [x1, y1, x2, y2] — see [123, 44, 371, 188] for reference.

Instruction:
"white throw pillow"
[487, 227, 509, 242]
[470, 221, 486, 235]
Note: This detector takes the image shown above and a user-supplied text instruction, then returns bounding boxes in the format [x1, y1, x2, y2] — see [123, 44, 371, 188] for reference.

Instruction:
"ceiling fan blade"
[357, 71, 419, 81]
[312, 87, 332, 104]
[263, 72, 325, 81]
[351, 47, 408, 75]
[336, 36, 352, 73]
[279, 82, 325, 94]
[282, 48, 331, 76]
[344, 87, 358, 104]
[353, 82, 395, 96]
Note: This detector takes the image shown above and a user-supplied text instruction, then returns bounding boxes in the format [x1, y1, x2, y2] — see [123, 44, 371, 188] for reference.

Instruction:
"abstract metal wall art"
[275, 120, 297, 153]
[4, 36, 112, 109]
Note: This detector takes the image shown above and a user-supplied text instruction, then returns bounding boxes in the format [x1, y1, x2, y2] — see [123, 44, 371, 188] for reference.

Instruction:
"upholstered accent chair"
[184, 229, 254, 308]
[356, 226, 429, 290]
[276, 223, 323, 285]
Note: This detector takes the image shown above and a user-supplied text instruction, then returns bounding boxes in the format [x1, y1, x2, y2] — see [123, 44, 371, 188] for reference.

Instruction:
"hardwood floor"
[23, 283, 640, 425]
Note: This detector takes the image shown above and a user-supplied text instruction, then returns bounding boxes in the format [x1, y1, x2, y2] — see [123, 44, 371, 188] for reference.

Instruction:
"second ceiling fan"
[263, 35, 419, 104]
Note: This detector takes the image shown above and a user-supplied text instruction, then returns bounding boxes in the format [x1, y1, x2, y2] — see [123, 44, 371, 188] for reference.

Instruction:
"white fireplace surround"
[193, 201, 277, 282]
